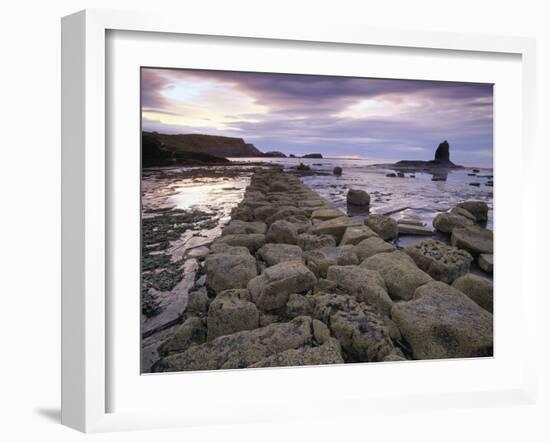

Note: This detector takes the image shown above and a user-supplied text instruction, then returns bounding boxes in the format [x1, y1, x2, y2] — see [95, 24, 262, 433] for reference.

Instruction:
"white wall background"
[0, 0, 547, 441]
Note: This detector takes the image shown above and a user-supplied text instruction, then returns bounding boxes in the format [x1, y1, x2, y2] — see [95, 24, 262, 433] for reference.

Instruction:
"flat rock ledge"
[151, 168, 494, 372]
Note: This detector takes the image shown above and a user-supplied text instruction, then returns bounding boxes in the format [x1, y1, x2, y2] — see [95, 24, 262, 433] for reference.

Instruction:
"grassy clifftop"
[145, 132, 263, 158]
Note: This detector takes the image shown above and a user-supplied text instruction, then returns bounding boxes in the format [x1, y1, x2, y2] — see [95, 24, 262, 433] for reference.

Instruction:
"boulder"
[157, 316, 206, 357]
[286, 293, 314, 318]
[392, 281, 493, 359]
[284, 215, 312, 233]
[266, 220, 298, 245]
[250, 339, 344, 367]
[456, 201, 489, 223]
[186, 291, 210, 316]
[405, 239, 473, 283]
[213, 233, 266, 252]
[354, 236, 396, 261]
[361, 251, 432, 301]
[303, 246, 359, 278]
[397, 224, 434, 236]
[340, 225, 378, 246]
[253, 205, 279, 221]
[222, 220, 267, 236]
[207, 289, 260, 340]
[153, 316, 314, 372]
[205, 249, 258, 293]
[265, 206, 307, 225]
[296, 233, 337, 251]
[432, 212, 474, 234]
[269, 181, 290, 192]
[452, 273, 493, 313]
[479, 254, 493, 273]
[311, 208, 346, 221]
[310, 217, 362, 242]
[257, 243, 304, 266]
[451, 225, 493, 255]
[347, 189, 371, 206]
[311, 293, 402, 362]
[434, 140, 451, 163]
[326, 265, 393, 315]
[333, 166, 343, 176]
[365, 214, 398, 240]
[247, 261, 317, 311]
[450, 206, 476, 222]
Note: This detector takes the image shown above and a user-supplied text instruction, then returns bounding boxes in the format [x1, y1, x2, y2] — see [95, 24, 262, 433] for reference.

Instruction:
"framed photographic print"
[61, 9, 537, 432]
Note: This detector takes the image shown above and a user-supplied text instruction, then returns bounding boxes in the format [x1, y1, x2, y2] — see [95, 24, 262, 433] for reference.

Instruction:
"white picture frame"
[61, 9, 537, 433]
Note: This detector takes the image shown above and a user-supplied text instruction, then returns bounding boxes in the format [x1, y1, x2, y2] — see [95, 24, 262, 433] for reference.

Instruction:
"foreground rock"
[354, 236, 396, 261]
[310, 217, 362, 242]
[311, 208, 345, 221]
[432, 212, 474, 234]
[266, 220, 298, 244]
[405, 239, 473, 283]
[311, 293, 403, 362]
[222, 220, 267, 236]
[297, 233, 336, 251]
[213, 233, 266, 252]
[205, 248, 257, 293]
[365, 214, 398, 240]
[303, 246, 359, 278]
[257, 243, 304, 266]
[207, 289, 260, 340]
[451, 225, 493, 255]
[250, 338, 344, 367]
[247, 261, 317, 311]
[340, 225, 378, 246]
[452, 274, 493, 313]
[392, 281, 493, 359]
[397, 224, 434, 236]
[347, 189, 370, 206]
[456, 201, 489, 223]
[479, 254, 494, 273]
[153, 316, 317, 371]
[361, 251, 432, 300]
[157, 316, 206, 357]
[326, 265, 393, 315]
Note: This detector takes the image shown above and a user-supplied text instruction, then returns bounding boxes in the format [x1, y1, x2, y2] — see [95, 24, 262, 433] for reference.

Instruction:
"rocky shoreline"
[143, 167, 494, 373]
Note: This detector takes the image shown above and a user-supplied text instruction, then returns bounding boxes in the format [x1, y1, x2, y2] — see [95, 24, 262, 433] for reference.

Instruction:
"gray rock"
[153, 316, 315, 372]
[257, 243, 304, 266]
[365, 214, 398, 240]
[303, 245, 359, 278]
[340, 225, 378, 246]
[284, 215, 312, 233]
[311, 293, 401, 362]
[397, 224, 434, 236]
[478, 254, 494, 273]
[432, 212, 474, 234]
[222, 220, 267, 236]
[310, 217, 362, 242]
[247, 261, 317, 311]
[186, 291, 210, 316]
[157, 316, 206, 357]
[333, 166, 343, 176]
[450, 206, 476, 222]
[452, 273, 493, 313]
[207, 289, 260, 340]
[361, 251, 432, 301]
[266, 220, 298, 245]
[265, 206, 307, 225]
[347, 189, 371, 206]
[451, 225, 493, 255]
[311, 208, 346, 221]
[253, 205, 279, 221]
[392, 281, 493, 359]
[213, 233, 266, 252]
[297, 233, 337, 251]
[286, 293, 314, 318]
[456, 201, 489, 223]
[326, 265, 393, 315]
[354, 236, 396, 261]
[250, 339, 344, 368]
[405, 239, 473, 283]
[205, 250, 258, 293]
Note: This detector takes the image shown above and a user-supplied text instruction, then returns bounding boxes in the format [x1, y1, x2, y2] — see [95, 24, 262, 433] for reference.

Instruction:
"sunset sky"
[141, 68, 493, 165]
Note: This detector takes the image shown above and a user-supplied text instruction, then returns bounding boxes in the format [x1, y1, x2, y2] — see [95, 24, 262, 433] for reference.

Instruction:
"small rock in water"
[473, 169, 480, 173]
[397, 172, 405, 178]
[346, 188, 371, 206]
[333, 166, 343, 176]
[469, 182, 481, 187]
[386, 173, 397, 178]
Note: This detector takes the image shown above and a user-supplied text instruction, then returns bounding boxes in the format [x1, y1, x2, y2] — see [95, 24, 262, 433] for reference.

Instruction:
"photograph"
[140, 67, 494, 374]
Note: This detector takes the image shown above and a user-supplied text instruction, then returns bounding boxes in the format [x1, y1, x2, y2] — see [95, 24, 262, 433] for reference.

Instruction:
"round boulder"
[365, 214, 398, 241]
[347, 189, 371, 206]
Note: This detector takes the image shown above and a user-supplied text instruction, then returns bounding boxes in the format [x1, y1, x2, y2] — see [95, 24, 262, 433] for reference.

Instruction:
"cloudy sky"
[141, 68, 493, 166]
